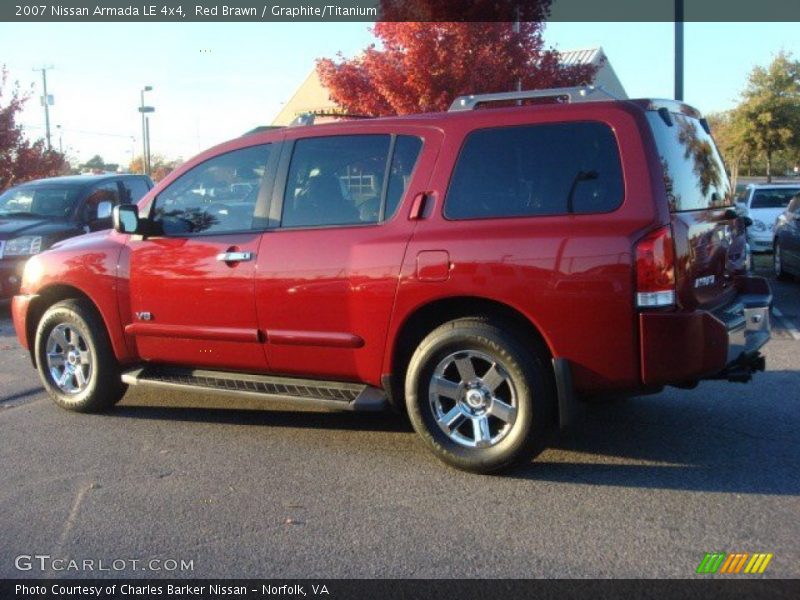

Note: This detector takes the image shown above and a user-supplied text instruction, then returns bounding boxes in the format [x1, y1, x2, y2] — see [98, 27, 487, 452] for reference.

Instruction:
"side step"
[121, 366, 388, 412]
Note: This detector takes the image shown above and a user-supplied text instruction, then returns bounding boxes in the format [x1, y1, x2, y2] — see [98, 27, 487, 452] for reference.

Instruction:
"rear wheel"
[35, 299, 127, 412]
[774, 241, 790, 280]
[405, 318, 554, 473]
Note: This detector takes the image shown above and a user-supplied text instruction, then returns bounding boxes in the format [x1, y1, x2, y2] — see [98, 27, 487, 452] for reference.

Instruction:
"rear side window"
[281, 134, 422, 228]
[647, 112, 731, 212]
[444, 122, 624, 220]
[750, 188, 800, 209]
[122, 177, 151, 203]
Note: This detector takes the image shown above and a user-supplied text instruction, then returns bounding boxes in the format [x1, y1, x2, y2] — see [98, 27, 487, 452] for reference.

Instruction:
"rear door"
[254, 127, 439, 386]
[646, 109, 743, 311]
[127, 143, 277, 371]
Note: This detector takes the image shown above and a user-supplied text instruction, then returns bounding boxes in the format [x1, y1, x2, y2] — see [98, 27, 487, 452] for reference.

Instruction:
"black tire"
[404, 318, 554, 473]
[774, 241, 790, 280]
[35, 299, 127, 412]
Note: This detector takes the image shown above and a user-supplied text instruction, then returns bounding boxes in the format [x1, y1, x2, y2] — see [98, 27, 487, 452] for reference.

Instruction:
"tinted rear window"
[444, 122, 624, 220]
[750, 188, 800, 209]
[647, 111, 731, 212]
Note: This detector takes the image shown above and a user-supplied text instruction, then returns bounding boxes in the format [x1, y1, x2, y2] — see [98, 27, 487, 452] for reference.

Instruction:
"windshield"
[750, 188, 800, 209]
[0, 185, 80, 218]
[646, 111, 732, 212]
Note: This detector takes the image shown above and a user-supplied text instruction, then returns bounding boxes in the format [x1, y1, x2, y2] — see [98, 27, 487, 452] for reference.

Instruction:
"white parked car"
[736, 183, 800, 252]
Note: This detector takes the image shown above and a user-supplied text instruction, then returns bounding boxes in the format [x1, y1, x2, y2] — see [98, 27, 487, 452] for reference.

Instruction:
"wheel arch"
[26, 284, 119, 368]
[386, 295, 555, 409]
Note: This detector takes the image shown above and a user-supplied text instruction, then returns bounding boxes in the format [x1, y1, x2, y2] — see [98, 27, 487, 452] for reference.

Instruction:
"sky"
[0, 21, 798, 167]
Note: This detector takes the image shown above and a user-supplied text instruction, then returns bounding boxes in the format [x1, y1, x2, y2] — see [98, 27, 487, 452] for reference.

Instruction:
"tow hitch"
[711, 352, 766, 383]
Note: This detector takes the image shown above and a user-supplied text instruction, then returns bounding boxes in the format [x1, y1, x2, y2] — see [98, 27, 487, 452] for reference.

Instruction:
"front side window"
[122, 178, 151, 203]
[82, 182, 120, 225]
[445, 122, 624, 220]
[281, 134, 422, 228]
[152, 144, 271, 235]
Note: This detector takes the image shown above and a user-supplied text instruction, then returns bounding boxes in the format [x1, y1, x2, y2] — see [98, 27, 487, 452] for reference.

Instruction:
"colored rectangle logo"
[697, 552, 773, 574]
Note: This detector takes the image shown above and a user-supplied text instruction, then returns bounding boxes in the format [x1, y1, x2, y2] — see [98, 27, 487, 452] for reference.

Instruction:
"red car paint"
[11, 99, 769, 397]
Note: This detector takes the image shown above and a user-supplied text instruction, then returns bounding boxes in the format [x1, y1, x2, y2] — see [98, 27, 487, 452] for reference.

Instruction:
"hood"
[0, 217, 80, 240]
[49, 229, 113, 251]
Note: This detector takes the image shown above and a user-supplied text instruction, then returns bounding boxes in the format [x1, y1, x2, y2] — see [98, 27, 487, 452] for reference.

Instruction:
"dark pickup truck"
[0, 174, 152, 298]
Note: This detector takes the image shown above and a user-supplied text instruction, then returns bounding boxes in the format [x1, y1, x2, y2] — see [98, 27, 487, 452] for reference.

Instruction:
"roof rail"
[448, 85, 619, 112]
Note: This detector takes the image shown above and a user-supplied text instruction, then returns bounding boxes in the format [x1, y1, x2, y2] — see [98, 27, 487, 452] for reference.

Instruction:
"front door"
[127, 143, 276, 371]
[255, 128, 439, 386]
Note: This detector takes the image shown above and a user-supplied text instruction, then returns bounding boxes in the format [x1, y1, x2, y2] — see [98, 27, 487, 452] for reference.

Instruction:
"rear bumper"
[639, 276, 771, 386]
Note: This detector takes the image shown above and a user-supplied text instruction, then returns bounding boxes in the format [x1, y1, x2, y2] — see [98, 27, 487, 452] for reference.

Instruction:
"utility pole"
[139, 86, 154, 175]
[674, 0, 684, 101]
[33, 66, 54, 150]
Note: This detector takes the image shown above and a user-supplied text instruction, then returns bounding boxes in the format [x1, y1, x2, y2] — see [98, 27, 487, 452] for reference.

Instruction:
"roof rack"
[448, 85, 619, 112]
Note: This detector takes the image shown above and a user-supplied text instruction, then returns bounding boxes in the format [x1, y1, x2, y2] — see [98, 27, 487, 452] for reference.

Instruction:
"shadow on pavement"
[112, 402, 411, 434]
[106, 369, 800, 495]
[508, 371, 800, 495]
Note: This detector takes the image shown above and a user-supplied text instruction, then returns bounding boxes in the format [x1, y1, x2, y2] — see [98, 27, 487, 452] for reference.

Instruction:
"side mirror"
[96, 200, 113, 221]
[113, 204, 140, 234]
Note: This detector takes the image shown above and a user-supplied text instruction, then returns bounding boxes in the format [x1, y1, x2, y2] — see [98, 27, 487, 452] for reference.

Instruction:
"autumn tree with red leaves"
[0, 66, 67, 191]
[317, 4, 599, 117]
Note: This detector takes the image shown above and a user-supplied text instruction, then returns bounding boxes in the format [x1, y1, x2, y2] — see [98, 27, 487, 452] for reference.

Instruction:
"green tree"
[735, 51, 800, 182]
[707, 110, 753, 191]
[81, 155, 118, 172]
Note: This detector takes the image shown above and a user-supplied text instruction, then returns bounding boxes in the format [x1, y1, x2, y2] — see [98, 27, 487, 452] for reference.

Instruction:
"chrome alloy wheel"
[46, 323, 93, 395]
[428, 350, 518, 448]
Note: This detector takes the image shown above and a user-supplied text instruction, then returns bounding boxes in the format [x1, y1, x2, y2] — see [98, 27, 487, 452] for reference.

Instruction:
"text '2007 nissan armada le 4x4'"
[12, 87, 772, 473]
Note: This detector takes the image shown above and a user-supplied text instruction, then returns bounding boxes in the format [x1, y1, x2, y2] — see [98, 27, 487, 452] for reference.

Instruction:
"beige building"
[271, 46, 627, 126]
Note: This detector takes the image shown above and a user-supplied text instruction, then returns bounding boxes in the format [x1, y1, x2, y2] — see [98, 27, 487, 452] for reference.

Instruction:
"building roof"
[272, 46, 628, 126]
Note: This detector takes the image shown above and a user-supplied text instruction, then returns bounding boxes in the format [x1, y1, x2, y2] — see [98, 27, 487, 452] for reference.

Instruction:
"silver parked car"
[736, 183, 800, 253]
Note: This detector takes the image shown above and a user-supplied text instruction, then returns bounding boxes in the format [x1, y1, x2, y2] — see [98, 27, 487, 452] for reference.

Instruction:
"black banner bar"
[3, 0, 800, 23]
[2, 579, 799, 600]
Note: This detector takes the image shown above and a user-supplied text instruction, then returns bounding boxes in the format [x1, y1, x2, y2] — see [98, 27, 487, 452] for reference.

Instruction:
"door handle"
[216, 251, 253, 262]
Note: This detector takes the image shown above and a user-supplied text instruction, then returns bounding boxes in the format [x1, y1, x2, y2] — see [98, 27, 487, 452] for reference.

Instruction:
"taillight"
[635, 225, 676, 308]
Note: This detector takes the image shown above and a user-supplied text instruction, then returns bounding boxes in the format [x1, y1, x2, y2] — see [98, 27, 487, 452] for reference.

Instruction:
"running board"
[121, 366, 388, 412]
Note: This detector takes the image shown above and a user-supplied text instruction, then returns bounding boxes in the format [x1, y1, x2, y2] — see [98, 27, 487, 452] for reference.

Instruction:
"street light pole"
[139, 86, 153, 175]
[145, 117, 151, 174]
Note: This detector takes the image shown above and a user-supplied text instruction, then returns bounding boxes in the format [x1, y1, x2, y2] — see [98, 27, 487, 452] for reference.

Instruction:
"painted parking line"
[772, 306, 800, 341]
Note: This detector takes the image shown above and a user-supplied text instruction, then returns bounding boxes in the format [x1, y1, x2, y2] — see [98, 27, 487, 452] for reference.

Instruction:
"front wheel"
[404, 318, 554, 473]
[35, 299, 127, 412]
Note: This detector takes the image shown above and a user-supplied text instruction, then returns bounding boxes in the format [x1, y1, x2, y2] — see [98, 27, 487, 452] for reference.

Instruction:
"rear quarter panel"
[386, 103, 665, 393]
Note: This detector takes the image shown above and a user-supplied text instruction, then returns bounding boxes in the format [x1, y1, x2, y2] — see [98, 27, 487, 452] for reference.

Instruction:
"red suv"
[11, 88, 772, 473]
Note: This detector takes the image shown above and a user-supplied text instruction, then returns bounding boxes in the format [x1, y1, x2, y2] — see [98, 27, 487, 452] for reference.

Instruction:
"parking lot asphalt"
[0, 256, 798, 579]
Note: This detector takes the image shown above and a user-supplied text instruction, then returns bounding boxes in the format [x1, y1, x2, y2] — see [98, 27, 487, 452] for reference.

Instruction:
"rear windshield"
[750, 188, 800, 209]
[646, 111, 732, 212]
